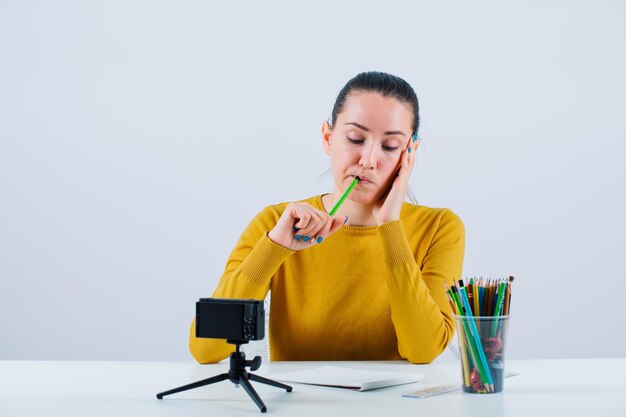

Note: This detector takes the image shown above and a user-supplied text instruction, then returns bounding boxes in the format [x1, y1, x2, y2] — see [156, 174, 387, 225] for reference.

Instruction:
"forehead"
[337, 91, 413, 133]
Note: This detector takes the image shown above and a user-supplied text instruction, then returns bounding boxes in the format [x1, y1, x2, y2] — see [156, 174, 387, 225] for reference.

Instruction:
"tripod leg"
[249, 373, 293, 392]
[238, 373, 267, 413]
[156, 373, 229, 399]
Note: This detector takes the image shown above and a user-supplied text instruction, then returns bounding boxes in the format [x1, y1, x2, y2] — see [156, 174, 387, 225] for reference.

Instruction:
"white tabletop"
[1, 359, 625, 416]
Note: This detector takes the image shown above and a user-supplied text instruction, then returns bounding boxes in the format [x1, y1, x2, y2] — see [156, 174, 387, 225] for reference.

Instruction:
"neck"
[324, 192, 377, 227]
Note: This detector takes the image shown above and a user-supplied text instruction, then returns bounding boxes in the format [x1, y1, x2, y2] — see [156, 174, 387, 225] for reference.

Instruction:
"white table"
[1, 359, 625, 416]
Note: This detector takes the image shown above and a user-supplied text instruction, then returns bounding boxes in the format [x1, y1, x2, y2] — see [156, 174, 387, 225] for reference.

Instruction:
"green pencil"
[329, 176, 360, 216]
[490, 281, 508, 337]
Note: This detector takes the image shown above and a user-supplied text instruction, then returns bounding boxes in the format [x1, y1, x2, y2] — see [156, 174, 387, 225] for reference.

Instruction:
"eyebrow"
[344, 122, 406, 137]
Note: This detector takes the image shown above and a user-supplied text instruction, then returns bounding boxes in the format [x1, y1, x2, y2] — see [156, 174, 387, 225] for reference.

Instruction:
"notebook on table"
[268, 365, 423, 391]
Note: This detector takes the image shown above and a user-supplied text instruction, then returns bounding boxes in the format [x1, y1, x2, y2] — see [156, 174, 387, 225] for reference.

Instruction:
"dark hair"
[330, 71, 420, 134]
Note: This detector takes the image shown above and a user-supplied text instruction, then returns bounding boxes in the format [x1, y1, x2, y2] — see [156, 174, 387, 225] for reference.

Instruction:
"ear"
[321, 121, 332, 155]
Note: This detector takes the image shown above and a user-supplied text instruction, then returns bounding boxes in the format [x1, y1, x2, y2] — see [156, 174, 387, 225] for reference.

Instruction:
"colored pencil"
[472, 279, 480, 317]
[449, 286, 487, 389]
[490, 281, 508, 337]
[459, 286, 494, 391]
[329, 176, 359, 216]
[446, 287, 471, 387]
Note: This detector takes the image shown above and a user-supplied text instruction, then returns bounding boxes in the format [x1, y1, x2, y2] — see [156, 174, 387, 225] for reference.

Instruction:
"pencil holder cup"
[453, 315, 510, 394]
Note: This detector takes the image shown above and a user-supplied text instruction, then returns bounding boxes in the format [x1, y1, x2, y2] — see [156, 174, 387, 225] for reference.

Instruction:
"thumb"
[328, 215, 348, 235]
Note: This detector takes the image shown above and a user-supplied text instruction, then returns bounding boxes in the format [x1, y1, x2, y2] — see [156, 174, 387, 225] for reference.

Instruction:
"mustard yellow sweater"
[190, 195, 465, 364]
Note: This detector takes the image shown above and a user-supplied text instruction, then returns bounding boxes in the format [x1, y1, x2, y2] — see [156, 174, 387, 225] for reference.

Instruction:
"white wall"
[1, 0, 624, 361]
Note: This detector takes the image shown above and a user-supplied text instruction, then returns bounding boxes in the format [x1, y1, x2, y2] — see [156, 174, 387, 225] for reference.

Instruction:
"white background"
[1, 0, 624, 361]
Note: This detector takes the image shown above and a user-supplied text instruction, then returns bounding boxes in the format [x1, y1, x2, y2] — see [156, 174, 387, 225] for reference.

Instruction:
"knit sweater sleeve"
[189, 205, 294, 364]
[377, 210, 465, 364]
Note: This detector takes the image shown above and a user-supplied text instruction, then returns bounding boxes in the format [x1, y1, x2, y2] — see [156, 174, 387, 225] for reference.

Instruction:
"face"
[322, 91, 414, 205]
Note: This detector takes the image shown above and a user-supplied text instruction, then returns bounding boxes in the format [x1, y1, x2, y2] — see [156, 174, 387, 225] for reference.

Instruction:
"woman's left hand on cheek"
[372, 137, 418, 225]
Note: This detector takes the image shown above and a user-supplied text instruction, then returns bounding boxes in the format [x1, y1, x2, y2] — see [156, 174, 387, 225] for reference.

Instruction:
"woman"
[190, 71, 465, 364]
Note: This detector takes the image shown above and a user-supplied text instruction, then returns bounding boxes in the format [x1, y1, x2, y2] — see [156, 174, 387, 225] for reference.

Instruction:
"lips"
[351, 174, 372, 184]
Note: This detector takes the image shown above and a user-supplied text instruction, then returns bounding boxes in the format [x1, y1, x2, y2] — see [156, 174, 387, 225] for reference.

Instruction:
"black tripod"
[156, 340, 292, 413]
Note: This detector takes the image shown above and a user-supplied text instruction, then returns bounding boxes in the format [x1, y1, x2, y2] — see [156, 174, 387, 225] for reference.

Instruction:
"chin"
[347, 188, 381, 205]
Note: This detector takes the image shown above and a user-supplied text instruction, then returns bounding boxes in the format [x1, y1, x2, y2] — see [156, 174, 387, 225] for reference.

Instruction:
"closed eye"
[349, 137, 398, 152]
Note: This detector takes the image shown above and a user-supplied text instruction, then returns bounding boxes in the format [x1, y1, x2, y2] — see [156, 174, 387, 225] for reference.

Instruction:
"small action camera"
[158, 297, 289, 412]
[196, 298, 265, 342]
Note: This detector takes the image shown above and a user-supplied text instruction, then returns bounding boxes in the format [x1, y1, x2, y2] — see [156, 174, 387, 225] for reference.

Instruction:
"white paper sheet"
[268, 365, 424, 391]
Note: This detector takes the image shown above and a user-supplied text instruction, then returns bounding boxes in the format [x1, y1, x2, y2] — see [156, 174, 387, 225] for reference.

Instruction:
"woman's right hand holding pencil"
[268, 202, 347, 251]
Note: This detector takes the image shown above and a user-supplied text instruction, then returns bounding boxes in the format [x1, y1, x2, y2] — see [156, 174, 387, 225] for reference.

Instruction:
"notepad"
[268, 366, 423, 391]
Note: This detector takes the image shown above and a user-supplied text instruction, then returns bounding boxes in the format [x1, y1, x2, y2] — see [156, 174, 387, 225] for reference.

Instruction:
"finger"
[287, 204, 316, 243]
[409, 139, 418, 166]
[291, 205, 313, 230]
[313, 215, 335, 244]
[307, 221, 327, 244]
[303, 211, 329, 242]
[392, 152, 408, 186]
[296, 210, 324, 241]
[398, 140, 414, 180]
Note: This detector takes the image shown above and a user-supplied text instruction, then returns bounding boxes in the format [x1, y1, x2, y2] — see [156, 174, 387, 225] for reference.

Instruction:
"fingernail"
[294, 235, 302, 240]
[293, 226, 299, 231]
[412, 133, 417, 142]
[316, 237, 323, 244]
[302, 236, 310, 242]
[343, 215, 349, 225]
[408, 147, 412, 153]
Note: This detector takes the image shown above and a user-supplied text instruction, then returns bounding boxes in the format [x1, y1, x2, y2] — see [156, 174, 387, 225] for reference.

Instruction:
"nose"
[359, 143, 379, 170]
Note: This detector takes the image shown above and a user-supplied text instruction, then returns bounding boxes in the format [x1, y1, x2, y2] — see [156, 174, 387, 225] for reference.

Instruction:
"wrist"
[373, 205, 402, 226]
[375, 214, 400, 226]
[377, 219, 397, 226]
[267, 230, 283, 246]
[267, 230, 293, 250]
